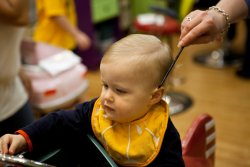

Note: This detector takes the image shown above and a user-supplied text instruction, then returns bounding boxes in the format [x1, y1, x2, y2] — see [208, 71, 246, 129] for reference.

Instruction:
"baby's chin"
[103, 110, 134, 123]
[103, 111, 115, 120]
[103, 112, 123, 123]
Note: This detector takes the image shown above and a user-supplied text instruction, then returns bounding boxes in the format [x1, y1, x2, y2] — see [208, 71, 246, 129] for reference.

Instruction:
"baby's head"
[101, 34, 172, 88]
[100, 34, 172, 123]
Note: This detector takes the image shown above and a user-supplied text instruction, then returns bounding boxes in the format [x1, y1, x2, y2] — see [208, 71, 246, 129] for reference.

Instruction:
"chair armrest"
[87, 134, 118, 167]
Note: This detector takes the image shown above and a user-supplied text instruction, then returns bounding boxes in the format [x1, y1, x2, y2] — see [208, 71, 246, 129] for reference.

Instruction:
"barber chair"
[182, 113, 216, 167]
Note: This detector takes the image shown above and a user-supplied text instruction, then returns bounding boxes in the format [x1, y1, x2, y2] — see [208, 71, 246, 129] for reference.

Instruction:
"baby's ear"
[149, 87, 164, 105]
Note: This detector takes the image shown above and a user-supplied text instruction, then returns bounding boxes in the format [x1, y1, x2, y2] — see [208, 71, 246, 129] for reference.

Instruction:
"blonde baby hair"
[101, 34, 172, 88]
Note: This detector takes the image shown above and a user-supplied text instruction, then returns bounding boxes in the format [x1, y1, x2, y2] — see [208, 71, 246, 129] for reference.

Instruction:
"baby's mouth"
[103, 103, 114, 112]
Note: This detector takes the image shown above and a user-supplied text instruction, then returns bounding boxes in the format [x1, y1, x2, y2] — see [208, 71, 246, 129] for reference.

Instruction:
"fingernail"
[177, 41, 182, 48]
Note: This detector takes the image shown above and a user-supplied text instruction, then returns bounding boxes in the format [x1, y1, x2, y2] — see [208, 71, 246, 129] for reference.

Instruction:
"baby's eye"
[115, 88, 126, 94]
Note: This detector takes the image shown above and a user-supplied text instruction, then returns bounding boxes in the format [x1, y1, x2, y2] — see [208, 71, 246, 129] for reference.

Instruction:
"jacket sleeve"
[20, 98, 97, 152]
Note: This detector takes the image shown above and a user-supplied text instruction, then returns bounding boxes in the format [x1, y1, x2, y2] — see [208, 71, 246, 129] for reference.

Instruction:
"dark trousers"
[0, 101, 34, 136]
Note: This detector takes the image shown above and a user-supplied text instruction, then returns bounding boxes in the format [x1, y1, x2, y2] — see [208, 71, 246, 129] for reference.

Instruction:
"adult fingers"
[179, 10, 202, 41]
[179, 12, 220, 47]
[180, 25, 214, 46]
[187, 34, 217, 45]
[77, 33, 91, 51]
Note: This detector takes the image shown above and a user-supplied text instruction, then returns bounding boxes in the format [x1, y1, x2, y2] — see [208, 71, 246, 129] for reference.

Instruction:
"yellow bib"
[91, 98, 169, 166]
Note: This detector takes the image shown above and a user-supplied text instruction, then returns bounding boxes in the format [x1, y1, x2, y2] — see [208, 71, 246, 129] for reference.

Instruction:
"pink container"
[21, 39, 89, 112]
[21, 39, 64, 64]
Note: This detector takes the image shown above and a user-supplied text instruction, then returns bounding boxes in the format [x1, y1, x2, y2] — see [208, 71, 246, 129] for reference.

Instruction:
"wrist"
[208, 6, 230, 36]
[16, 130, 33, 152]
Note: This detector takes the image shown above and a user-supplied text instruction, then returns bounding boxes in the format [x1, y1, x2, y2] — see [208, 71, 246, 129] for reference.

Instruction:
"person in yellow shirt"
[33, 0, 91, 51]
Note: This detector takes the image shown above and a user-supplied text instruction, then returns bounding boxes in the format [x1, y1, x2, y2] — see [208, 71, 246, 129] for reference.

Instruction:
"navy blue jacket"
[21, 98, 184, 167]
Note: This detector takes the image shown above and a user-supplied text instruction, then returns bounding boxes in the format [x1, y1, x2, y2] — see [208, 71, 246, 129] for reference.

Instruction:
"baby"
[0, 34, 184, 166]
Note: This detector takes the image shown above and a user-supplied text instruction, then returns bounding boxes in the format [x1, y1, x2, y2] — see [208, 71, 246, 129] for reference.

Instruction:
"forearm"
[216, 0, 248, 23]
[51, 15, 80, 39]
[21, 109, 89, 152]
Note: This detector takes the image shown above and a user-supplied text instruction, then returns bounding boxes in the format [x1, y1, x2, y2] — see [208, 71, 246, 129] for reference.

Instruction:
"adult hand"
[75, 31, 91, 51]
[51, 16, 92, 50]
[0, 134, 27, 155]
[178, 9, 227, 47]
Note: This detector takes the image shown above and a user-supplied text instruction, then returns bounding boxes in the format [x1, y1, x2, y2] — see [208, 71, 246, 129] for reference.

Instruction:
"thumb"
[9, 135, 27, 154]
[8, 141, 19, 154]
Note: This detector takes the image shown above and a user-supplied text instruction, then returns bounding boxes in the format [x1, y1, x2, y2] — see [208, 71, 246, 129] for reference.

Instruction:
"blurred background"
[10, 0, 250, 166]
